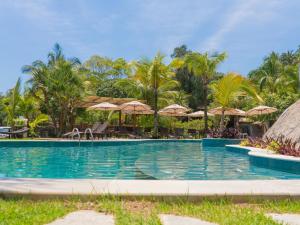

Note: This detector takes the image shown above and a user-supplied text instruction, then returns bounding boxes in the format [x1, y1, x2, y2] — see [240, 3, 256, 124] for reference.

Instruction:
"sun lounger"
[0, 127, 29, 138]
[93, 122, 108, 139]
[174, 128, 184, 139]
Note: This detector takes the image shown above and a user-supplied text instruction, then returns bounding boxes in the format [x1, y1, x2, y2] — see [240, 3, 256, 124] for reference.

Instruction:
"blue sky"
[0, 0, 300, 92]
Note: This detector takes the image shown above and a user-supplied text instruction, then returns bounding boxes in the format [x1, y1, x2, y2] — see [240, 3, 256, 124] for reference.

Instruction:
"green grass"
[1, 198, 300, 225]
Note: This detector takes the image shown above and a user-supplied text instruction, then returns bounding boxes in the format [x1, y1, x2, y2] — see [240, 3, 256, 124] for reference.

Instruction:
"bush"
[241, 136, 300, 157]
[240, 139, 250, 146]
[208, 128, 240, 139]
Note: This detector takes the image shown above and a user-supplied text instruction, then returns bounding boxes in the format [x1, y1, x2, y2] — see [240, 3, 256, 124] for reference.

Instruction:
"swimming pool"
[0, 140, 299, 180]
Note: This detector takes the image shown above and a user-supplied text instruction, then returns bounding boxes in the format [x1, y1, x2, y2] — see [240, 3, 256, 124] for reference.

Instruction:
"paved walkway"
[47, 210, 114, 225]
[159, 214, 218, 225]
[267, 213, 300, 225]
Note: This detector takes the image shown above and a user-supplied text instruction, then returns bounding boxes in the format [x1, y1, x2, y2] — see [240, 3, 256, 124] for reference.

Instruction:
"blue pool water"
[0, 140, 299, 180]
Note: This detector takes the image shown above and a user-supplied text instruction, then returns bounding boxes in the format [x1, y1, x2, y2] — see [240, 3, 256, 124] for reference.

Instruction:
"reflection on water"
[0, 142, 299, 179]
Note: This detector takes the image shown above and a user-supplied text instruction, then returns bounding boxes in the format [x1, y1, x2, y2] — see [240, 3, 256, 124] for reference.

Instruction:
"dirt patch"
[123, 201, 156, 215]
[75, 201, 96, 210]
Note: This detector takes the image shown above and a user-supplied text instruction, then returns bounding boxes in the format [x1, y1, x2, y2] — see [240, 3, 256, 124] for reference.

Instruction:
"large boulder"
[264, 99, 300, 145]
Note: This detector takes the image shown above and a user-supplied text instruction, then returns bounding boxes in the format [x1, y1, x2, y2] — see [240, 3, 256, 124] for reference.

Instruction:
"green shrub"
[240, 139, 250, 146]
[266, 140, 280, 151]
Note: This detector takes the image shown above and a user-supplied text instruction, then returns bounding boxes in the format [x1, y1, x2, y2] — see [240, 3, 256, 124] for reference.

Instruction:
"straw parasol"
[122, 110, 154, 115]
[187, 110, 214, 117]
[246, 105, 277, 116]
[120, 101, 153, 127]
[88, 102, 119, 111]
[158, 110, 187, 117]
[120, 101, 151, 113]
[209, 107, 246, 116]
[160, 104, 189, 114]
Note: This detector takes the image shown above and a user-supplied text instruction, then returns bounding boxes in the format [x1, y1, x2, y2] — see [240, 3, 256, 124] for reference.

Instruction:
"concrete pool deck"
[0, 179, 300, 200]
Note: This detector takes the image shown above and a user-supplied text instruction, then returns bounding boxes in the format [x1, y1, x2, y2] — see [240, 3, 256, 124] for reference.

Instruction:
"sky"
[0, 0, 300, 92]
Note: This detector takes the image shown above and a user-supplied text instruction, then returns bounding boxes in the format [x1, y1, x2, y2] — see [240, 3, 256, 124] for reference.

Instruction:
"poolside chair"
[174, 128, 184, 139]
[187, 129, 198, 139]
[0, 127, 29, 139]
[113, 126, 129, 138]
[93, 122, 109, 139]
[158, 127, 171, 139]
[131, 127, 144, 139]
[143, 127, 152, 139]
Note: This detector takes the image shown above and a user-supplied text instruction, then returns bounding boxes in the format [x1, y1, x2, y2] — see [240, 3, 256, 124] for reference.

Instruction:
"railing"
[84, 128, 94, 141]
[71, 128, 81, 141]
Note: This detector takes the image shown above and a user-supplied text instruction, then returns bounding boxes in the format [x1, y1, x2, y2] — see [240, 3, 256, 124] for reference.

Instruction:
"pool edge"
[0, 179, 300, 201]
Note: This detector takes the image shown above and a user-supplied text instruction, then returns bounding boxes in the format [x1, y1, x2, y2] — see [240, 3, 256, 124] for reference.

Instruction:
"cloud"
[201, 0, 283, 51]
[126, 0, 220, 54]
[3, 0, 73, 35]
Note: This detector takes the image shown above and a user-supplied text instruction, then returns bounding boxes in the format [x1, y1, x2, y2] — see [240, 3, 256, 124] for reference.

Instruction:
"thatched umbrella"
[247, 105, 277, 133]
[160, 104, 189, 114]
[264, 100, 300, 146]
[88, 102, 121, 125]
[188, 110, 214, 117]
[120, 101, 153, 127]
[158, 110, 187, 117]
[209, 107, 245, 131]
[88, 102, 119, 111]
[246, 105, 277, 116]
[120, 101, 151, 112]
[209, 107, 245, 116]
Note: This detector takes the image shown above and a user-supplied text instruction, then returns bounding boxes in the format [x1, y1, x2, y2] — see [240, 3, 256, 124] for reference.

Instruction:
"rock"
[159, 214, 218, 225]
[47, 210, 114, 225]
[267, 213, 300, 225]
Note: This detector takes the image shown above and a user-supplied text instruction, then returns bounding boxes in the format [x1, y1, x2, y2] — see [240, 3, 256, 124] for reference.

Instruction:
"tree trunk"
[153, 88, 159, 138]
[203, 78, 208, 135]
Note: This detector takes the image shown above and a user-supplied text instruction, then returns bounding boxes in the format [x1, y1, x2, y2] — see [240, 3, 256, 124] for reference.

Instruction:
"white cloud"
[201, 0, 283, 51]
[126, 0, 220, 54]
[3, 0, 73, 35]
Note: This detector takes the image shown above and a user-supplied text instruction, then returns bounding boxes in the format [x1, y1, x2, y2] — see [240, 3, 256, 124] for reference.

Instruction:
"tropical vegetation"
[0, 43, 299, 137]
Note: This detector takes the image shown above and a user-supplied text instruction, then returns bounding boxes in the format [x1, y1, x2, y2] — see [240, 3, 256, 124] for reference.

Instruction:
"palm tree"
[210, 73, 262, 131]
[182, 52, 227, 133]
[22, 44, 84, 136]
[3, 78, 21, 127]
[116, 53, 179, 137]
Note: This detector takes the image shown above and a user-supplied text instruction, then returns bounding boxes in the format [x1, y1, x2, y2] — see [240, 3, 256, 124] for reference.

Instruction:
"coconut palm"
[116, 53, 179, 137]
[22, 44, 84, 136]
[210, 73, 262, 131]
[2, 78, 21, 127]
[182, 52, 227, 133]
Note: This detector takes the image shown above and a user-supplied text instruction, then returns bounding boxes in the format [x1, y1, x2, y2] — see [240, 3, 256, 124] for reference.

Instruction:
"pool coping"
[1, 179, 300, 200]
[226, 145, 300, 163]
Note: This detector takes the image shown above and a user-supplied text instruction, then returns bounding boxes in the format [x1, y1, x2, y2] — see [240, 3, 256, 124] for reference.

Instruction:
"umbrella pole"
[118, 110, 122, 127]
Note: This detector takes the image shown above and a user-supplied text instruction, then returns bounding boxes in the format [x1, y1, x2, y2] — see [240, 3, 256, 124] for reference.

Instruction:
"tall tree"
[210, 73, 262, 130]
[116, 53, 179, 137]
[22, 44, 84, 136]
[84, 55, 131, 94]
[171, 45, 203, 110]
[2, 78, 21, 127]
[181, 52, 227, 133]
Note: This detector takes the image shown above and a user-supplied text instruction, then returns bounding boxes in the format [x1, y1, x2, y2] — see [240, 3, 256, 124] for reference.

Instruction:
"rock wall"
[264, 99, 300, 145]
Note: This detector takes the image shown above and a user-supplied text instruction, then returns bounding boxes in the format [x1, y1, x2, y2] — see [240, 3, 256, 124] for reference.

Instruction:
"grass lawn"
[0, 197, 300, 225]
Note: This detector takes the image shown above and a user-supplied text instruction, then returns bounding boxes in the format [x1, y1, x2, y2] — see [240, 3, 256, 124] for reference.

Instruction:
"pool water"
[0, 141, 299, 179]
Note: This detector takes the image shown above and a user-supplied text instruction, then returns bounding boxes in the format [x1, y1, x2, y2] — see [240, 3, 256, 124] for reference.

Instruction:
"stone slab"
[268, 213, 300, 225]
[47, 210, 114, 225]
[0, 179, 300, 199]
[159, 214, 218, 225]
